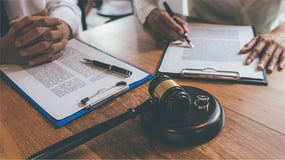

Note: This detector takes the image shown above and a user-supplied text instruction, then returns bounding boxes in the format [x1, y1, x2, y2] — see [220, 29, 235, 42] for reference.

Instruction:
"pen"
[83, 58, 132, 77]
[163, 2, 194, 48]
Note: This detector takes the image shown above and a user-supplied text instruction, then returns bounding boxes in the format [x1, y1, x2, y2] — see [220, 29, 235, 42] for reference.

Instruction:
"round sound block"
[140, 86, 225, 146]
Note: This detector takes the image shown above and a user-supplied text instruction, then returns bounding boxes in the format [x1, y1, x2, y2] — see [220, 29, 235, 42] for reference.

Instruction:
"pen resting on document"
[83, 58, 132, 77]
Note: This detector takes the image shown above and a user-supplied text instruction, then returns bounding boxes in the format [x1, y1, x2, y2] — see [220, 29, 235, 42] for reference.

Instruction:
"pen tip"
[188, 42, 194, 48]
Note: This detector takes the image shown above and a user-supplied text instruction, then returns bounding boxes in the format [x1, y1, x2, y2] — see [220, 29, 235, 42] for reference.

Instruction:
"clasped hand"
[0, 9, 71, 65]
[146, 9, 285, 73]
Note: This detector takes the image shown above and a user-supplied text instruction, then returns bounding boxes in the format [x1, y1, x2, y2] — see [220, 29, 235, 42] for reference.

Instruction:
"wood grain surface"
[1, 16, 284, 159]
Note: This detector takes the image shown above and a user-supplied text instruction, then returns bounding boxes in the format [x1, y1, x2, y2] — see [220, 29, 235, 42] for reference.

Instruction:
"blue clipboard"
[0, 39, 153, 127]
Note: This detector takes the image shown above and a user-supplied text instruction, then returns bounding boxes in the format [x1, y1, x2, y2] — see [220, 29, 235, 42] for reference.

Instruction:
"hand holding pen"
[163, 2, 194, 48]
[146, 2, 193, 47]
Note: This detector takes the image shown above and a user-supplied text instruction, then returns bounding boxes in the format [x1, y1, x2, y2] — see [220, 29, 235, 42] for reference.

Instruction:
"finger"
[240, 36, 258, 53]
[28, 50, 64, 66]
[164, 15, 184, 35]
[9, 16, 24, 25]
[150, 13, 181, 41]
[32, 8, 48, 16]
[44, 39, 68, 54]
[41, 29, 63, 41]
[162, 21, 185, 40]
[15, 27, 52, 47]
[266, 47, 281, 72]
[12, 16, 61, 35]
[258, 42, 277, 70]
[10, 17, 36, 33]
[173, 16, 189, 33]
[56, 20, 72, 40]
[19, 41, 53, 56]
[152, 20, 181, 41]
[34, 17, 61, 27]
[278, 51, 285, 70]
[148, 10, 184, 41]
[159, 11, 184, 40]
[50, 50, 64, 61]
[18, 18, 61, 35]
[10, 9, 48, 33]
[245, 36, 267, 65]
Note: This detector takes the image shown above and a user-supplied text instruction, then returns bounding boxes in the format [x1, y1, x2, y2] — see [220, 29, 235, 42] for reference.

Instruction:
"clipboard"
[157, 64, 268, 85]
[157, 66, 267, 85]
[0, 39, 153, 127]
[156, 23, 268, 85]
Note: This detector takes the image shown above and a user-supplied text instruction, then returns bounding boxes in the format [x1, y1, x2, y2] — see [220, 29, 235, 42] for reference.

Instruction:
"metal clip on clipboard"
[181, 68, 240, 81]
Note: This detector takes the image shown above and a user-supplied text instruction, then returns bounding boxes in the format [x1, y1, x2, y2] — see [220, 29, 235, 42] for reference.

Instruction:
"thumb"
[32, 8, 48, 16]
[9, 16, 24, 25]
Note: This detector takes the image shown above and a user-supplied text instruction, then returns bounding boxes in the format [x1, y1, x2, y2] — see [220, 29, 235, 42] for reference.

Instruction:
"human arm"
[133, 0, 157, 24]
[240, 23, 285, 72]
[46, 0, 82, 37]
[133, 0, 188, 41]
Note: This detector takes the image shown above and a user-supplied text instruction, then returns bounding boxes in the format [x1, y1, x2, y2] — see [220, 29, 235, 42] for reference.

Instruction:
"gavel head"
[148, 74, 191, 118]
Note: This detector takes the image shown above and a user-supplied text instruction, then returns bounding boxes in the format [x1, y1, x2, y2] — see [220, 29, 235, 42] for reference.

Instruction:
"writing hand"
[240, 23, 285, 73]
[146, 9, 188, 41]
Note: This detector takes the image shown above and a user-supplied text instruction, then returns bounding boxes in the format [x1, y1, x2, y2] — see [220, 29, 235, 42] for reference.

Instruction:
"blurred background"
[80, 0, 188, 29]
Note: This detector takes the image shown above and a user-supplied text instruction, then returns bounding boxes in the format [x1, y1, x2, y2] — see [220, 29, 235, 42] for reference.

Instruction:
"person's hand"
[1, 9, 50, 64]
[146, 9, 189, 41]
[0, 23, 26, 64]
[0, 9, 72, 66]
[12, 9, 71, 66]
[0, 11, 38, 65]
[240, 23, 285, 73]
[13, 18, 70, 65]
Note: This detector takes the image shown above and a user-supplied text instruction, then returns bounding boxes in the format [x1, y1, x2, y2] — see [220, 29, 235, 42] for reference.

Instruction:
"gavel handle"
[28, 98, 158, 159]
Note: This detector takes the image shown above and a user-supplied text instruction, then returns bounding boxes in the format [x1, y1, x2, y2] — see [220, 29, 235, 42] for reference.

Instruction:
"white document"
[158, 23, 265, 80]
[0, 39, 150, 121]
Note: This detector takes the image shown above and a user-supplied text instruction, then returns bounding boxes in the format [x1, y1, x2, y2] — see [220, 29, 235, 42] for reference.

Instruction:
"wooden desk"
[1, 15, 285, 159]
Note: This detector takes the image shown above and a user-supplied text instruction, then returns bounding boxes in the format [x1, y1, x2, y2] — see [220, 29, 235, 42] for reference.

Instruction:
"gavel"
[28, 74, 224, 159]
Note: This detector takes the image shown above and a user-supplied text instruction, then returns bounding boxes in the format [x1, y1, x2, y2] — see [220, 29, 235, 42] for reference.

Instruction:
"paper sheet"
[159, 23, 264, 79]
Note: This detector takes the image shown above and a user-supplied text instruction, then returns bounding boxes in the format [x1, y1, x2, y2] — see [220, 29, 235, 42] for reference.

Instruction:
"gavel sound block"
[141, 74, 224, 145]
[141, 86, 224, 145]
